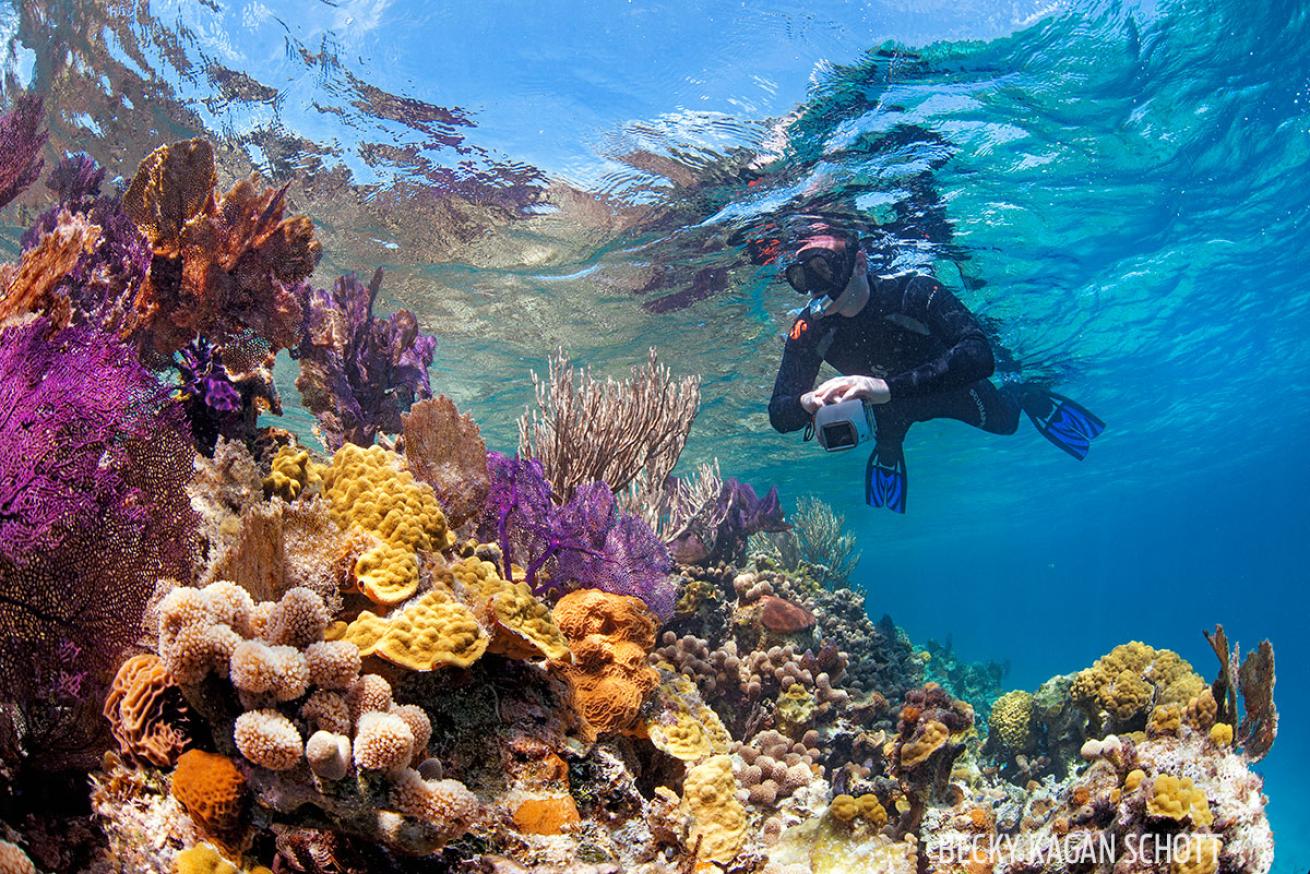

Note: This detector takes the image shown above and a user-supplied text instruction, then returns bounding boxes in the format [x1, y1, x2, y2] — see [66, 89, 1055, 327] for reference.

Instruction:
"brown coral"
[171, 750, 249, 854]
[551, 588, 657, 649]
[0, 209, 101, 327]
[758, 595, 816, 635]
[512, 796, 581, 835]
[402, 395, 489, 528]
[104, 653, 191, 767]
[121, 138, 321, 355]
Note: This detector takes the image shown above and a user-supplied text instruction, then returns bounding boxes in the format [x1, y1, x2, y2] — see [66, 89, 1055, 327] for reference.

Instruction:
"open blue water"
[2, 0, 1306, 868]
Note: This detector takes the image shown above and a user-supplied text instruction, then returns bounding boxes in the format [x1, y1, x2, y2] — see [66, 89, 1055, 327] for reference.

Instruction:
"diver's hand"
[814, 375, 891, 405]
[800, 392, 823, 414]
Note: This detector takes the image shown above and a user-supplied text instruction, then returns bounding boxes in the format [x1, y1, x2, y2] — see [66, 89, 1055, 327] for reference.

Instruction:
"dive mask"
[784, 242, 858, 298]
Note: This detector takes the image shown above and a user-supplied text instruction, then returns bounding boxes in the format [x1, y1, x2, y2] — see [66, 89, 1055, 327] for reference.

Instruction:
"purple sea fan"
[478, 458, 674, 619]
[553, 483, 675, 620]
[0, 318, 198, 767]
[0, 92, 48, 210]
[294, 268, 437, 449]
[19, 154, 153, 337]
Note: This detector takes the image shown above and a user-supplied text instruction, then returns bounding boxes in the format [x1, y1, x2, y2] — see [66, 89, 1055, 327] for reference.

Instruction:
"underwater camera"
[807, 398, 875, 451]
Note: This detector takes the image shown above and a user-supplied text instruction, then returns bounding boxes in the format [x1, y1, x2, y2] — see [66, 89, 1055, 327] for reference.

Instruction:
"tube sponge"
[353, 711, 415, 772]
[305, 730, 351, 781]
[304, 640, 361, 690]
[233, 709, 303, 771]
[229, 641, 309, 702]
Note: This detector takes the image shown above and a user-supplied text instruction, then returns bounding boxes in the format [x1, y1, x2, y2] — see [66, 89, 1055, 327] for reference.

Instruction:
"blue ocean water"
[2, 0, 1306, 868]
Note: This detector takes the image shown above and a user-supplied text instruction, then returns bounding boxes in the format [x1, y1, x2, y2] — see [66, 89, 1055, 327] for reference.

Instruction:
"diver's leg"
[898, 381, 1022, 435]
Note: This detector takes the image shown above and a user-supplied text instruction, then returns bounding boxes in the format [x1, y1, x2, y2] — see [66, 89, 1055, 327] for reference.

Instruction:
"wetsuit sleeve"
[885, 275, 995, 399]
[769, 316, 824, 433]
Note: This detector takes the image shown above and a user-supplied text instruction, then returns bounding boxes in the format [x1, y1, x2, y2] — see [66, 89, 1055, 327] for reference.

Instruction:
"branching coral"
[518, 346, 700, 501]
[788, 495, 862, 589]
[294, 269, 436, 449]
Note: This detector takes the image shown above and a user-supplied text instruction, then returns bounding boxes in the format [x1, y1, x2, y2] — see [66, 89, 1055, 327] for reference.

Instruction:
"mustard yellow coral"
[1148, 704, 1182, 737]
[449, 556, 571, 661]
[320, 445, 454, 605]
[1172, 836, 1222, 874]
[1071, 642, 1204, 725]
[1210, 722, 1234, 747]
[776, 683, 817, 733]
[646, 673, 730, 762]
[829, 794, 858, 822]
[262, 445, 317, 500]
[1147, 775, 1213, 827]
[173, 845, 237, 874]
[684, 755, 747, 865]
[989, 690, 1035, 753]
[371, 590, 489, 671]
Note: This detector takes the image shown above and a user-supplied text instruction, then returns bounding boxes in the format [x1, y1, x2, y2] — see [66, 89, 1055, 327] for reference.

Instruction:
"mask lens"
[784, 262, 810, 293]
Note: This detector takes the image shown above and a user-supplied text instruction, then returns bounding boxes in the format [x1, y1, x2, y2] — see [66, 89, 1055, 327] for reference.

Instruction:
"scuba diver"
[769, 229, 1105, 514]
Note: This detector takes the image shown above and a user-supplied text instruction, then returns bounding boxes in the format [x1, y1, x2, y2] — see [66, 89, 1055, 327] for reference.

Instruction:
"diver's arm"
[769, 319, 824, 433]
[885, 275, 995, 399]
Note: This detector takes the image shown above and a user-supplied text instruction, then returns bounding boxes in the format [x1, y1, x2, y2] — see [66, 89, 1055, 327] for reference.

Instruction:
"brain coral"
[320, 444, 453, 606]
[551, 588, 657, 650]
[552, 590, 660, 734]
[988, 690, 1035, 754]
[104, 653, 190, 767]
[171, 750, 248, 854]
[684, 755, 747, 864]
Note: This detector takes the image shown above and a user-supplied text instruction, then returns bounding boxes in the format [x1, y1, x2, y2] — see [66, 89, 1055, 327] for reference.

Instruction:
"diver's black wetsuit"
[769, 270, 1021, 495]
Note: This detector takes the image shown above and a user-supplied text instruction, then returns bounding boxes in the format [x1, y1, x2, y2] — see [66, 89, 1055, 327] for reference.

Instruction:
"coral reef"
[0, 133, 1279, 874]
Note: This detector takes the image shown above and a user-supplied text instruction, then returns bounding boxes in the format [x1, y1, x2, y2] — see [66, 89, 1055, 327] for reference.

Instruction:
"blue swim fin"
[1022, 390, 1105, 461]
[866, 446, 907, 513]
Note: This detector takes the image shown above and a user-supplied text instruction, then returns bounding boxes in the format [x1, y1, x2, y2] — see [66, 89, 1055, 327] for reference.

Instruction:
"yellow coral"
[1148, 705, 1182, 737]
[1147, 775, 1213, 827]
[341, 611, 390, 657]
[354, 542, 421, 605]
[646, 672, 730, 762]
[320, 445, 454, 605]
[1210, 722, 1234, 747]
[857, 794, 888, 827]
[900, 720, 950, 770]
[1186, 689, 1219, 731]
[684, 755, 747, 864]
[1124, 769, 1146, 791]
[372, 590, 489, 671]
[173, 845, 237, 874]
[1071, 642, 1205, 724]
[829, 794, 858, 822]
[989, 690, 1034, 753]
[262, 445, 317, 500]
[1172, 836, 1222, 874]
[449, 556, 571, 661]
[776, 683, 817, 733]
